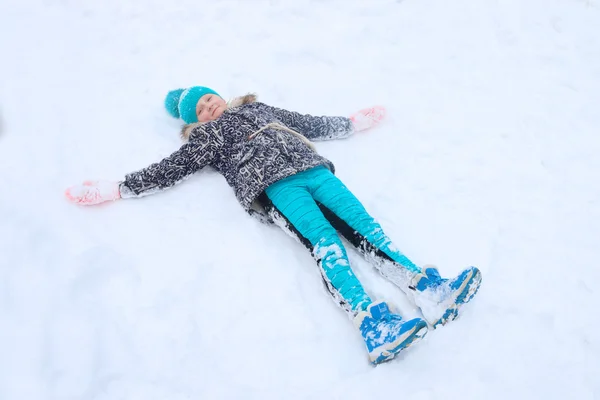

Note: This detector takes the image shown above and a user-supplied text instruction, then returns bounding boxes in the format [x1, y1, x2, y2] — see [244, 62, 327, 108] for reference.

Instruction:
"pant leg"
[306, 167, 423, 293]
[263, 172, 372, 317]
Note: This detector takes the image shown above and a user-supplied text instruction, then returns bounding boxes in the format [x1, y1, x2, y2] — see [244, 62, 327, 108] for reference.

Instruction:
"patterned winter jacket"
[119, 94, 355, 221]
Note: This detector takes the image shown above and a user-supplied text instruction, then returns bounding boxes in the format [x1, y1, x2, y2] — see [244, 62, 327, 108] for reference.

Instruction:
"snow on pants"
[262, 166, 422, 318]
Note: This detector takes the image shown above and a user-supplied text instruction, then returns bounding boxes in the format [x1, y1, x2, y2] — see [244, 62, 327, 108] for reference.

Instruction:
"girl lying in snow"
[65, 86, 482, 365]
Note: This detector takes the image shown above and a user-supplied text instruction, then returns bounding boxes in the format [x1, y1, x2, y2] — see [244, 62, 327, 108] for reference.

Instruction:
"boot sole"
[433, 267, 482, 328]
[369, 320, 429, 365]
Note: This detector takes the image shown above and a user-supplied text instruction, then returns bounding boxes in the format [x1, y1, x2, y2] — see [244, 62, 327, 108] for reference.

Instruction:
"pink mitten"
[349, 106, 386, 132]
[65, 180, 121, 205]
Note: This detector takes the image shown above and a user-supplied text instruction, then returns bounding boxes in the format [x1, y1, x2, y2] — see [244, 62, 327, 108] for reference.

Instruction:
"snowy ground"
[1, 0, 599, 399]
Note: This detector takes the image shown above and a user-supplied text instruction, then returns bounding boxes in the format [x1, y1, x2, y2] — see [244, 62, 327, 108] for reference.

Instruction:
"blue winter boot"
[353, 300, 428, 365]
[408, 266, 482, 328]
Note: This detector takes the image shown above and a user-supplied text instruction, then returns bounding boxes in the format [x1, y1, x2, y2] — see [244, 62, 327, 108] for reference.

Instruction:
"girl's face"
[196, 94, 227, 122]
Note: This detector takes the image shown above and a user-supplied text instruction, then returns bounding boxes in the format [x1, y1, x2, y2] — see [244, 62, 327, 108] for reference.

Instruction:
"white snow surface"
[1, 0, 599, 399]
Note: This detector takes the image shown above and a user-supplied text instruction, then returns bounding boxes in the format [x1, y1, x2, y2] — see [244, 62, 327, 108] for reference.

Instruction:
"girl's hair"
[177, 93, 316, 151]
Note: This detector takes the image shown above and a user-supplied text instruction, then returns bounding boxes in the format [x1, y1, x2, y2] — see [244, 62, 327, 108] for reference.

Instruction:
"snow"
[1, 0, 599, 398]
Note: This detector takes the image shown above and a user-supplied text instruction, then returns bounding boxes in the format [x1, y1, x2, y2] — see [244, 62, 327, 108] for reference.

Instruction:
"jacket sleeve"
[119, 123, 223, 197]
[262, 103, 355, 141]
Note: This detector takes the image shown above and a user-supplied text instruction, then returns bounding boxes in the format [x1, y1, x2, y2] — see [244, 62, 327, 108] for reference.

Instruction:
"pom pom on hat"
[164, 88, 185, 118]
[164, 86, 220, 124]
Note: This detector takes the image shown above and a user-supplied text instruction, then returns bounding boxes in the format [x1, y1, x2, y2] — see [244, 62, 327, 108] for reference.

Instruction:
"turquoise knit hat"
[164, 86, 220, 124]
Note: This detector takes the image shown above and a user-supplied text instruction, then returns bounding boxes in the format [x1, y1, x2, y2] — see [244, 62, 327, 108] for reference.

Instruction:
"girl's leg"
[263, 169, 431, 364]
[262, 174, 372, 318]
[306, 167, 482, 327]
[304, 167, 422, 294]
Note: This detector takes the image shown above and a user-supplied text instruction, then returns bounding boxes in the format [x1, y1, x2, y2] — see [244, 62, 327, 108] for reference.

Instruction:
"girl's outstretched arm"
[65, 124, 223, 205]
[263, 103, 386, 141]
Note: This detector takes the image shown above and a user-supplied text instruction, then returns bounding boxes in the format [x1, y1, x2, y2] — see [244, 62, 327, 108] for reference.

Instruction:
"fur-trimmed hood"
[180, 93, 257, 140]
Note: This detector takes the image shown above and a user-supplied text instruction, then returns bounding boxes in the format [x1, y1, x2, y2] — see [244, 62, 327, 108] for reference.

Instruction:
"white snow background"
[1, 0, 599, 399]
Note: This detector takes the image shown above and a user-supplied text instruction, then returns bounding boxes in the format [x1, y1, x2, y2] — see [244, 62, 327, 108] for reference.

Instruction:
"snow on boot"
[353, 300, 428, 365]
[408, 266, 482, 328]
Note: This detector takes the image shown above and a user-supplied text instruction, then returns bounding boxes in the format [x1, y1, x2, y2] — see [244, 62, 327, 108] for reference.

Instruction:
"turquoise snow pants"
[263, 166, 421, 317]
